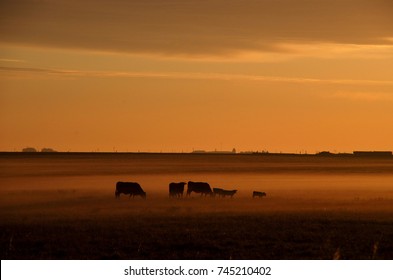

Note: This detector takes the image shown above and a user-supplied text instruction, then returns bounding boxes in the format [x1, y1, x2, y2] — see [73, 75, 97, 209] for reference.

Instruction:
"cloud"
[0, 58, 25, 63]
[2, 66, 393, 86]
[1, 0, 392, 58]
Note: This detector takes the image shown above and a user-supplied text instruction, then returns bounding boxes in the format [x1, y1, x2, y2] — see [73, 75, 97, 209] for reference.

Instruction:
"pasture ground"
[1, 191, 393, 259]
[1, 153, 393, 259]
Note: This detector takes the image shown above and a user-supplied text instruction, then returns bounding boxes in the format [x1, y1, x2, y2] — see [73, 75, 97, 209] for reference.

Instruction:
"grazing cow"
[213, 188, 237, 198]
[252, 191, 266, 198]
[220, 189, 237, 198]
[169, 182, 186, 198]
[187, 181, 213, 196]
[213, 188, 223, 197]
[115, 182, 146, 199]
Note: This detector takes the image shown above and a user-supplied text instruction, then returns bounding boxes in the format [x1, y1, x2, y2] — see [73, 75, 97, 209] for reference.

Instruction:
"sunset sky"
[1, 0, 393, 153]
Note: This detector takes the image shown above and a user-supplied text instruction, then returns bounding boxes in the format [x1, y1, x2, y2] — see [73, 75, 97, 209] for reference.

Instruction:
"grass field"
[1, 153, 393, 259]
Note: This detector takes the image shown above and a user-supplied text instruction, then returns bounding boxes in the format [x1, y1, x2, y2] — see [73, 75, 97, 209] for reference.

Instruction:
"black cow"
[169, 182, 186, 198]
[213, 188, 223, 197]
[220, 189, 237, 198]
[115, 182, 146, 199]
[213, 188, 237, 198]
[252, 191, 266, 198]
[187, 181, 212, 196]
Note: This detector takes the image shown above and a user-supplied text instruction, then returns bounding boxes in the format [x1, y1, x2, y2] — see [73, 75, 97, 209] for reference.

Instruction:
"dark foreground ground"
[3, 214, 393, 260]
[1, 196, 392, 260]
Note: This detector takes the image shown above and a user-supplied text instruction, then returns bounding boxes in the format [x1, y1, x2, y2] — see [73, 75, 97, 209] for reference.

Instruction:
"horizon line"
[1, 150, 392, 157]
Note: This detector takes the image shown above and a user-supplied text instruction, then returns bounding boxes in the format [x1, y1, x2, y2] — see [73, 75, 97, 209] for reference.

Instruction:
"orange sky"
[1, 0, 393, 153]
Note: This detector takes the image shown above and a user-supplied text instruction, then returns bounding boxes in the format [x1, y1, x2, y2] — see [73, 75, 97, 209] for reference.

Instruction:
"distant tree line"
[22, 147, 57, 153]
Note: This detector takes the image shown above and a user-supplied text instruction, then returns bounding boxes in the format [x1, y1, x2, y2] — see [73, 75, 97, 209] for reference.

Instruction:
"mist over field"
[1, 153, 393, 259]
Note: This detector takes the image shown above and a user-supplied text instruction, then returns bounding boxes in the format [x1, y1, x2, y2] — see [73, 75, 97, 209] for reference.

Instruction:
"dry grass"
[1, 192, 393, 260]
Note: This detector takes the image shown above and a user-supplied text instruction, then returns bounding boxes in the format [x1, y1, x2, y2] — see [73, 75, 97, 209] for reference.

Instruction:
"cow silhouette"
[213, 188, 237, 198]
[252, 191, 266, 198]
[115, 182, 146, 199]
[169, 182, 186, 198]
[213, 188, 223, 197]
[187, 181, 212, 196]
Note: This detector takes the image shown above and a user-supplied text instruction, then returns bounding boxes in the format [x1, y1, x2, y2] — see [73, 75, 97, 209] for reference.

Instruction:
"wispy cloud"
[279, 43, 393, 60]
[1, 0, 392, 58]
[1, 66, 393, 86]
[0, 58, 25, 63]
